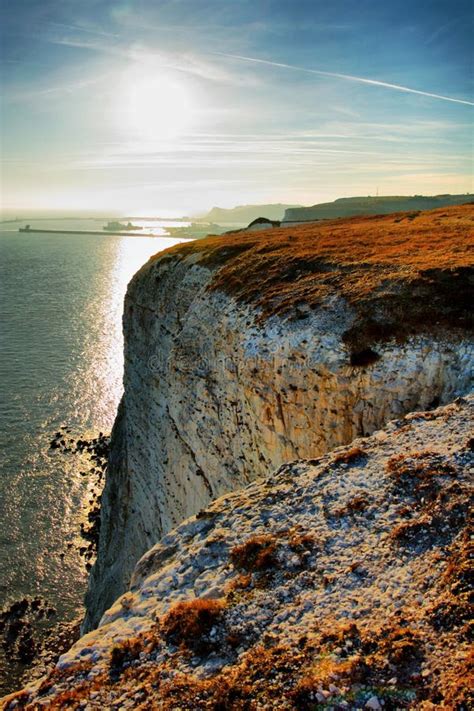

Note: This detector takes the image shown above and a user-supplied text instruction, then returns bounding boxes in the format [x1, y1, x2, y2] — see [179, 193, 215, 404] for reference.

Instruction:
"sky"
[1, 0, 473, 216]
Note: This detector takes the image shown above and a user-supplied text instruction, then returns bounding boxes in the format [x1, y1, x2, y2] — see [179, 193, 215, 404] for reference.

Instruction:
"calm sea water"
[0, 220, 184, 690]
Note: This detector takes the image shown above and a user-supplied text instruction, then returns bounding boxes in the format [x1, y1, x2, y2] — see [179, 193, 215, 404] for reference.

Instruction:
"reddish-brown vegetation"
[428, 596, 472, 633]
[5, 609, 469, 709]
[439, 648, 474, 709]
[387, 452, 469, 548]
[230, 534, 278, 572]
[334, 493, 369, 518]
[154, 204, 474, 352]
[386, 451, 459, 505]
[287, 530, 316, 553]
[442, 528, 473, 598]
[226, 572, 252, 594]
[161, 597, 225, 653]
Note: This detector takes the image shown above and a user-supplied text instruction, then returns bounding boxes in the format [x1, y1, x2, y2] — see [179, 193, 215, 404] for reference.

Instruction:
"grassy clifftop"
[157, 204, 473, 353]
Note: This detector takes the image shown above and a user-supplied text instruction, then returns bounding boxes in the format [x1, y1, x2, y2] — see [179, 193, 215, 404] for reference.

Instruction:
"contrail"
[214, 52, 474, 107]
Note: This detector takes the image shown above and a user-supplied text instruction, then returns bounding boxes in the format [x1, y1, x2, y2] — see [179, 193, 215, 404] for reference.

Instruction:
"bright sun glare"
[119, 63, 194, 140]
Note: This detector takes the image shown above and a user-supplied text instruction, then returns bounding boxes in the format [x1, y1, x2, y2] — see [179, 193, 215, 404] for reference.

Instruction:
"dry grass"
[226, 573, 252, 593]
[334, 493, 369, 518]
[442, 527, 473, 597]
[287, 530, 316, 552]
[154, 643, 308, 710]
[230, 534, 278, 572]
[428, 596, 472, 633]
[152, 626, 423, 710]
[386, 451, 458, 503]
[151, 204, 474, 352]
[161, 597, 226, 653]
[387, 449, 470, 549]
[440, 648, 474, 709]
[1, 662, 94, 709]
[7, 612, 468, 709]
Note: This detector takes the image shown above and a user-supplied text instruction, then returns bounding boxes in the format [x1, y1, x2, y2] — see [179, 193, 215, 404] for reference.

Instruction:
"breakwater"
[19, 228, 161, 238]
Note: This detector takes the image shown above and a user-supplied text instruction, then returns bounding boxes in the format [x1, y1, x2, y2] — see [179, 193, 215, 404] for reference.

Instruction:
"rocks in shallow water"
[16, 628, 35, 663]
[0, 431, 109, 693]
[49, 430, 110, 478]
[0, 595, 81, 699]
[49, 430, 109, 562]
[0, 597, 55, 668]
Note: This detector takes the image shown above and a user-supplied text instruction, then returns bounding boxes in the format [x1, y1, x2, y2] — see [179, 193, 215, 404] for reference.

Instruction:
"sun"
[118, 63, 194, 141]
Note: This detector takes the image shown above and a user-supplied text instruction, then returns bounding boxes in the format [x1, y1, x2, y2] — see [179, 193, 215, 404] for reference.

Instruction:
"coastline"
[0, 228, 176, 695]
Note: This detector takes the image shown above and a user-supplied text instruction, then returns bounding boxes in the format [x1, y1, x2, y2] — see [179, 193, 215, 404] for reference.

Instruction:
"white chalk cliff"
[83, 206, 473, 632]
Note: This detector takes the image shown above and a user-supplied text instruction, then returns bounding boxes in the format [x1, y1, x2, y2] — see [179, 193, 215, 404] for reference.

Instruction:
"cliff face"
[196, 203, 300, 224]
[83, 205, 473, 632]
[7, 396, 473, 709]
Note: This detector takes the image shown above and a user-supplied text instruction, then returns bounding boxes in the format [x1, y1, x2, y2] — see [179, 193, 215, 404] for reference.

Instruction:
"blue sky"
[1, 0, 473, 214]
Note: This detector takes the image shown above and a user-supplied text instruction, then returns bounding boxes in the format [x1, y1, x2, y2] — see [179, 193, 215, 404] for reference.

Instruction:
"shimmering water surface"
[0, 221, 183, 645]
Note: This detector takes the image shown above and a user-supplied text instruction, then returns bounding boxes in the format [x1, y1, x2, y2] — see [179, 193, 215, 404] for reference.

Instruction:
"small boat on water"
[103, 221, 143, 232]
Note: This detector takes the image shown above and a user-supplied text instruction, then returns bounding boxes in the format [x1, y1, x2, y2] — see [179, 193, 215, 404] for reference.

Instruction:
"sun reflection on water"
[69, 234, 182, 432]
[0, 228, 185, 693]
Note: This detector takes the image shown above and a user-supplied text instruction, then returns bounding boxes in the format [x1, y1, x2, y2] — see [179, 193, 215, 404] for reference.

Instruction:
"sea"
[0, 218, 186, 693]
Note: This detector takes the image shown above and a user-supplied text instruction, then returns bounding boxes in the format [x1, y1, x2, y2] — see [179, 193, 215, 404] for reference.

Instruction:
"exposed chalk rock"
[6, 396, 473, 709]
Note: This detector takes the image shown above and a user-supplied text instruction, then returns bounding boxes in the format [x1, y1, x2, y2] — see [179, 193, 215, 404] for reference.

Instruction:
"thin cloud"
[8, 74, 110, 102]
[46, 21, 120, 40]
[44, 36, 256, 86]
[214, 52, 474, 106]
[48, 36, 128, 58]
[425, 17, 459, 46]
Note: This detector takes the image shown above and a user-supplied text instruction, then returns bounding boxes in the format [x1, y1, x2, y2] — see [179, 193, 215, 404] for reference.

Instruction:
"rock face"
[6, 397, 473, 709]
[83, 205, 474, 632]
[197, 203, 300, 224]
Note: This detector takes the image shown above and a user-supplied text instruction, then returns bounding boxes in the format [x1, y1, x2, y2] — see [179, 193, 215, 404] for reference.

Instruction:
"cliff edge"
[5, 396, 473, 709]
[84, 204, 473, 632]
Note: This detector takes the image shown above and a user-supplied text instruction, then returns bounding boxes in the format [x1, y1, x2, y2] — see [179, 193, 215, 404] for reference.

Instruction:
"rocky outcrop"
[83, 205, 473, 632]
[5, 396, 473, 709]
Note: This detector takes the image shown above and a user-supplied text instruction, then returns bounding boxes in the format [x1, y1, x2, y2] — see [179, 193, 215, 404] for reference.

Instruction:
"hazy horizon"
[1, 1, 473, 215]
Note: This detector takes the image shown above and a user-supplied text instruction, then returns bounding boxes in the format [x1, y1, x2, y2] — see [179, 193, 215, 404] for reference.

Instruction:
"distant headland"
[189, 194, 473, 230]
[282, 192, 472, 222]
